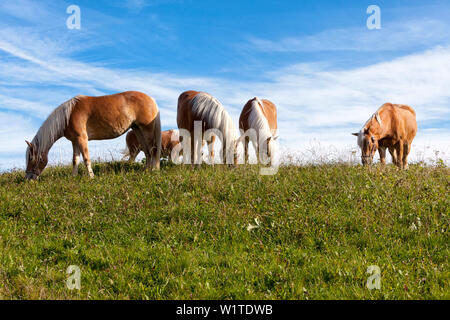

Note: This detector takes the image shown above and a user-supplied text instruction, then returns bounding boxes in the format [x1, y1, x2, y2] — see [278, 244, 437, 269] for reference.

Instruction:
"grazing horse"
[239, 97, 278, 164]
[25, 91, 161, 180]
[352, 103, 417, 169]
[123, 129, 187, 162]
[176, 90, 239, 166]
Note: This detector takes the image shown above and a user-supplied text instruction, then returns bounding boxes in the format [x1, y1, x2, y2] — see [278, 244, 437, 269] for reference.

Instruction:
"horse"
[25, 91, 161, 180]
[123, 129, 210, 162]
[123, 129, 185, 162]
[352, 103, 417, 169]
[239, 97, 278, 164]
[176, 90, 239, 166]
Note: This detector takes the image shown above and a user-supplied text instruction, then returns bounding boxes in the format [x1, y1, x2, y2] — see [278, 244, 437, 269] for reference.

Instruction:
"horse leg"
[193, 137, 202, 168]
[256, 142, 260, 165]
[151, 139, 160, 170]
[397, 142, 404, 169]
[77, 135, 94, 178]
[142, 125, 160, 171]
[133, 127, 153, 171]
[378, 147, 386, 167]
[72, 141, 81, 176]
[128, 147, 139, 162]
[403, 143, 411, 169]
[388, 147, 397, 166]
[222, 145, 227, 165]
[127, 138, 140, 162]
[151, 115, 161, 170]
[134, 113, 161, 171]
[244, 136, 249, 164]
[208, 135, 215, 166]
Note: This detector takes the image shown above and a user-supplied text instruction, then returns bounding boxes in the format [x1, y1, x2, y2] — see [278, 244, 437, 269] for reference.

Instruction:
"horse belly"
[86, 115, 133, 140]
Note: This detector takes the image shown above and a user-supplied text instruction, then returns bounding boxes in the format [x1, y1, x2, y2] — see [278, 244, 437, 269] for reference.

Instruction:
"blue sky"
[0, 0, 449, 170]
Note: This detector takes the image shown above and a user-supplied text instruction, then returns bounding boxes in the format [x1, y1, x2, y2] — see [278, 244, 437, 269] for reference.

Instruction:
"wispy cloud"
[115, 0, 183, 12]
[249, 19, 450, 52]
[0, 0, 53, 23]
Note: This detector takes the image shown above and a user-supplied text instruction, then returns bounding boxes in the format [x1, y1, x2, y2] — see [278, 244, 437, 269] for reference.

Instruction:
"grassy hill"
[0, 162, 448, 299]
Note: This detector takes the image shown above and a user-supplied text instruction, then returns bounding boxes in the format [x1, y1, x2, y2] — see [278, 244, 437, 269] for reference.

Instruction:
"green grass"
[0, 161, 448, 299]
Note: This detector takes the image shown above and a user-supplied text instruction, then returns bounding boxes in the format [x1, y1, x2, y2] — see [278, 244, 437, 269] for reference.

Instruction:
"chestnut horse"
[239, 97, 278, 164]
[123, 129, 182, 162]
[123, 129, 210, 162]
[352, 103, 417, 169]
[177, 90, 239, 166]
[25, 91, 161, 180]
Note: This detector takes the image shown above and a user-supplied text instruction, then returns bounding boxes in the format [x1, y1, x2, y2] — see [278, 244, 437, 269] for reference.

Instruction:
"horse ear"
[25, 140, 33, 149]
[351, 133, 359, 136]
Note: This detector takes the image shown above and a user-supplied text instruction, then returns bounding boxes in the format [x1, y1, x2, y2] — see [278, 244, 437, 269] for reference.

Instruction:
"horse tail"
[121, 130, 135, 161]
[154, 111, 162, 162]
[120, 146, 131, 160]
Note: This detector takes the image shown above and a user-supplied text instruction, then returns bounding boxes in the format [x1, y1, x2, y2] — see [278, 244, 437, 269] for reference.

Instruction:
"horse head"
[352, 129, 378, 165]
[25, 140, 48, 180]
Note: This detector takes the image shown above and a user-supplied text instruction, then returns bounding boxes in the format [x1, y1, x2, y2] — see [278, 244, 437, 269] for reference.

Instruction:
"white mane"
[248, 98, 273, 142]
[31, 96, 81, 155]
[191, 93, 239, 145]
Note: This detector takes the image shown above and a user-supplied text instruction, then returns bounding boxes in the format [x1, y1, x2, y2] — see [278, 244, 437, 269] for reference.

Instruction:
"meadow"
[0, 161, 448, 299]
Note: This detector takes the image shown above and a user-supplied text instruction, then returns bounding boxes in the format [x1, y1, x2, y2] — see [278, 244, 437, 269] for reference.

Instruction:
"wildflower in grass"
[247, 217, 261, 231]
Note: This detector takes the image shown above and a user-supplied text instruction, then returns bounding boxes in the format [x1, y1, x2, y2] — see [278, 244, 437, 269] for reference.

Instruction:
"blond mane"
[31, 96, 81, 155]
[248, 98, 273, 141]
[191, 93, 239, 145]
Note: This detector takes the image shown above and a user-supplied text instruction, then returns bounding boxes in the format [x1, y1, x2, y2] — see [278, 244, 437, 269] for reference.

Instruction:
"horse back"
[261, 99, 277, 132]
[73, 91, 157, 120]
[239, 98, 277, 132]
[394, 104, 417, 141]
[68, 91, 158, 141]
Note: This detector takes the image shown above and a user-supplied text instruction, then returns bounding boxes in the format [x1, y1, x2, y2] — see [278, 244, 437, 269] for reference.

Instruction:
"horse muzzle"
[25, 172, 39, 180]
[361, 156, 373, 166]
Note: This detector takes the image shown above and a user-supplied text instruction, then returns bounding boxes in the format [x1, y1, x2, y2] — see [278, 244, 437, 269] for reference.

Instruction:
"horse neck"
[32, 96, 77, 157]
